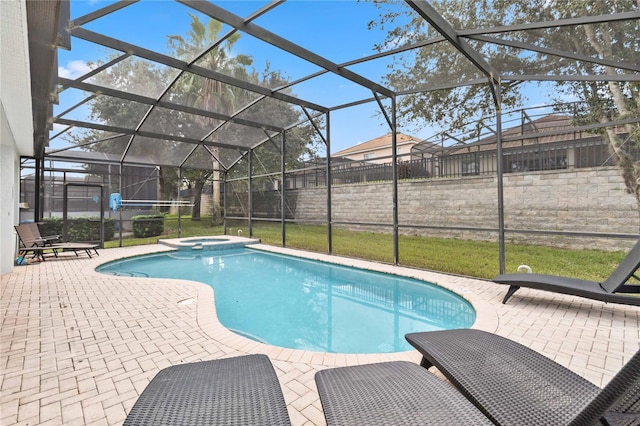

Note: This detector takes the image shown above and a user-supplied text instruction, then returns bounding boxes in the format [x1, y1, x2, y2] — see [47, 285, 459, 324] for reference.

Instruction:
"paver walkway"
[1, 242, 638, 425]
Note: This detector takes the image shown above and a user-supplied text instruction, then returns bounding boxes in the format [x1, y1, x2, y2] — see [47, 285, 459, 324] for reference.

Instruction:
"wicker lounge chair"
[15, 223, 99, 260]
[315, 360, 493, 425]
[493, 239, 640, 306]
[124, 354, 291, 425]
[406, 329, 640, 426]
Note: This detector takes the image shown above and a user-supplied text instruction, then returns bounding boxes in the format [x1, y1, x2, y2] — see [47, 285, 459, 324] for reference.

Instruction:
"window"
[461, 154, 479, 176]
[363, 153, 374, 160]
[576, 143, 610, 168]
[504, 148, 567, 173]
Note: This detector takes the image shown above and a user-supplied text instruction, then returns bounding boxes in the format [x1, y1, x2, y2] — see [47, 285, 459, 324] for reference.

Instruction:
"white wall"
[0, 104, 20, 274]
[1, 0, 35, 275]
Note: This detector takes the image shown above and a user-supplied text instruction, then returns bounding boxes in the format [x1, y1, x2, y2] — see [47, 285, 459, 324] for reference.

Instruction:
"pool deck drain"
[1, 241, 639, 425]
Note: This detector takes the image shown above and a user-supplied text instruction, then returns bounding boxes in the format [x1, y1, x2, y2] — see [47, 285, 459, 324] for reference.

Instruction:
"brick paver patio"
[1, 242, 639, 425]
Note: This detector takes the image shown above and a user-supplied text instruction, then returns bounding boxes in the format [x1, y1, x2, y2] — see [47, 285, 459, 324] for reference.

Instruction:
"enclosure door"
[62, 183, 105, 247]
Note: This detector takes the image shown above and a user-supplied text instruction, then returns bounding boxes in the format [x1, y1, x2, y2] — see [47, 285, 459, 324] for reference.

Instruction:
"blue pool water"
[98, 248, 475, 353]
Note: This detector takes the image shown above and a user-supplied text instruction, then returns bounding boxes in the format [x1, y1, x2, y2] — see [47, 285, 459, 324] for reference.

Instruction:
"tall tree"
[368, 0, 640, 224]
[547, 0, 639, 220]
[66, 15, 321, 222]
[167, 14, 253, 221]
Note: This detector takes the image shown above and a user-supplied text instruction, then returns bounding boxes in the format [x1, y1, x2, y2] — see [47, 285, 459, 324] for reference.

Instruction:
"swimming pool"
[98, 247, 476, 353]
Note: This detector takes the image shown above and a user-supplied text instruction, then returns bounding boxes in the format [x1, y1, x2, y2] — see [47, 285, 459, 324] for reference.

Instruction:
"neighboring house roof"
[333, 133, 422, 157]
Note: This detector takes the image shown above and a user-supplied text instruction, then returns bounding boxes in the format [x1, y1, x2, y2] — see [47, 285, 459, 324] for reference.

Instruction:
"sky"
[55, 0, 557, 156]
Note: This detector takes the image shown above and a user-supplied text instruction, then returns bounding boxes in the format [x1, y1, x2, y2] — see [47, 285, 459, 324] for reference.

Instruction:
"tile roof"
[333, 133, 421, 156]
[440, 115, 608, 155]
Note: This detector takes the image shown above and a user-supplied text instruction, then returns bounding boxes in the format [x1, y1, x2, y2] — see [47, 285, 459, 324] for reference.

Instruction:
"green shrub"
[131, 214, 165, 238]
[40, 217, 115, 242]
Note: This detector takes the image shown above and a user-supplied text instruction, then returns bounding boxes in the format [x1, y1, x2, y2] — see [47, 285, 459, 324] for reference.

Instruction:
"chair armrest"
[40, 234, 61, 245]
[22, 238, 47, 247]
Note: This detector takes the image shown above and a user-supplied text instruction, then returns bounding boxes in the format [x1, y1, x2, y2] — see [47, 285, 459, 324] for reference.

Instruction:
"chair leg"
[502, 285, 520, 304]
[419, 357, 434, 369]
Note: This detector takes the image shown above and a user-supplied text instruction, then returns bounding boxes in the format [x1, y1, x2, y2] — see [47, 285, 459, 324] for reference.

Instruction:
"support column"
[118, 163, 123, 247]
[391, 97, 399, 265]
[248, 149, 253, 237]
[223, 171, 228, 235]
[326, 112, 332, 254]
[177, 167, 182, 238]
[493, 84, 506, 273]
[34, 157, 43, 221]
[281, 132, 286, 247]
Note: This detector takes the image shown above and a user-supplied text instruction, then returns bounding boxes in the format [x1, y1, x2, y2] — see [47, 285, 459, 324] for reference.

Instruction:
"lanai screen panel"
[123, 136, 197, 167]
[48, 135, 131, 163]
[252, 137, 283, 176]
[182, 145, 218, 171]
[207, 122, 277, 159]
[83, 56, 182, 99]
[139, 106, 218, 141]
[56, 93, 151, 130]
[48, 0, 639, 175]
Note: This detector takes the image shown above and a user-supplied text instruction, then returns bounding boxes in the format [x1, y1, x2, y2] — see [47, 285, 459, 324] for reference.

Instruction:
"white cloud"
[58, 60, 93, 79]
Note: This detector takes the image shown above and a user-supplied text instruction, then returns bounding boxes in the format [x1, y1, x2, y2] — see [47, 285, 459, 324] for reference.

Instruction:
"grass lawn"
[105, 217, 630, 282]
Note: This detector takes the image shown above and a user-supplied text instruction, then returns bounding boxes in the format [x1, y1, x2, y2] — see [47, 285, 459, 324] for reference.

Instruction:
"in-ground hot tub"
[158, 235, 260, 251]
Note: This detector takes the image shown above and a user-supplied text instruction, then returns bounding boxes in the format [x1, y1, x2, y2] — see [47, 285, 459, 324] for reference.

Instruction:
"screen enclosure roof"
[27, 0, 640, 171]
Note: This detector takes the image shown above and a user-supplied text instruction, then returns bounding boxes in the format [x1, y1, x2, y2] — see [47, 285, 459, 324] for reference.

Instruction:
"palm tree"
[168, 14, 253, 221]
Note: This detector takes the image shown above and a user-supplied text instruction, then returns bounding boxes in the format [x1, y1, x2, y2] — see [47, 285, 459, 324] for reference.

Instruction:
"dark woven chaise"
[494, 239, 640, 305]
[15, 223, 99, 260]
[406, 329, 640, 426]
[124, 354, 291, 425]
[315, 361, 493, 425]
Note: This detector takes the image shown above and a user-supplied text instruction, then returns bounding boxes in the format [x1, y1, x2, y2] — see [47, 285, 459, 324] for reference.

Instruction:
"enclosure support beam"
[248, 149, 253, 238]
[406, 1, 501, 85]
[326, 112, 332, 254]
[180, 0, 394, 98]
[391, 97, 399, 265]
[177, 167, 182, 238]
[223, 172, 228, 235]
[281, 133, 286, 247]
[118, 163, 123, 247]
[493, 84, 506, 274]
[34, 157, 42, 222]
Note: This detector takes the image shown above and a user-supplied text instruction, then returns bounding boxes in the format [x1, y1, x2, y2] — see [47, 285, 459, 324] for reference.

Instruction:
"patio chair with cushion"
[123, 354, 291, 426]
[405, 329, 640, 426]
[15, 223, 99, 260]
[493, 239, 640, 306]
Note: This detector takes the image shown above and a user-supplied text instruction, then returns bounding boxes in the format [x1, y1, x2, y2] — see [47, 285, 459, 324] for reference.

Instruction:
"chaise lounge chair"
[315, 360, 494, 425]
[493, 239, 640, 306]
[124, 354, 291, 425]
[405, 329, 640, 426]
[15, 223, 99, 261]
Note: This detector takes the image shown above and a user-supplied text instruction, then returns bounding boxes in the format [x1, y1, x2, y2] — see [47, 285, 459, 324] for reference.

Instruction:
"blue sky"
[57, 0, 556, 155]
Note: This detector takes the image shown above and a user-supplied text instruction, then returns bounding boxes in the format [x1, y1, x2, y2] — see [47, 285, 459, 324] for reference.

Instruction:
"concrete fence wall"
[289, 167, 637, 251]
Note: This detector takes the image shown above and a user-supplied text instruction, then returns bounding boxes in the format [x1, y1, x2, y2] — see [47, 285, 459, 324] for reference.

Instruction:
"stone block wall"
[288, 167, 637, 251]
